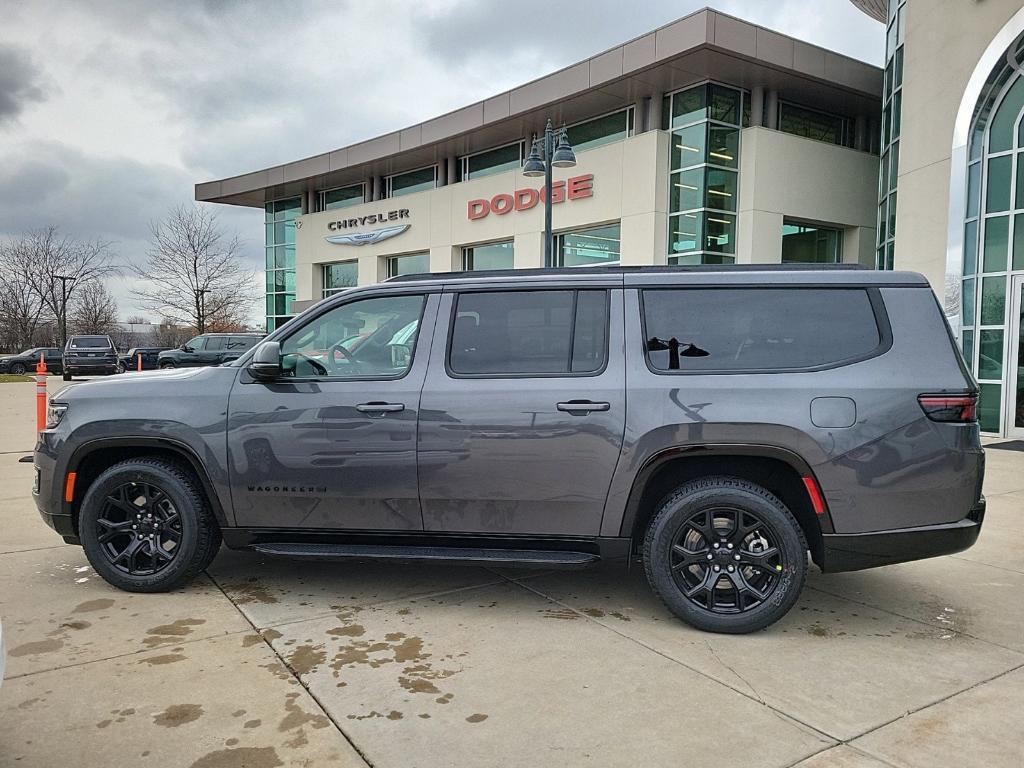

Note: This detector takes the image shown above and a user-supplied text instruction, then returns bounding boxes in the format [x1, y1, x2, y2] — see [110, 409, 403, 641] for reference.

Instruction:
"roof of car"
[200, 332, 264, 336]
[383, 265, 930, 288]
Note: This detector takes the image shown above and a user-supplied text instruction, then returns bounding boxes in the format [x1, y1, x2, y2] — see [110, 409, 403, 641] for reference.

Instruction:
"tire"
[79, 458, 222, 592]
[643, 476, 807, 634]
[62, 372, 71, 381]
[116, 362, 126, 374]
[159, 362, 175, 369]
[10, 362, 26, 375]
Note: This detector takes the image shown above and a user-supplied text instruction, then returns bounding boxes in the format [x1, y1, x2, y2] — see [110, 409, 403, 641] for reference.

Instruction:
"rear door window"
[205, 336, 227, 351]
[449, 290, 608, 376]
[642, 288, 882, 372]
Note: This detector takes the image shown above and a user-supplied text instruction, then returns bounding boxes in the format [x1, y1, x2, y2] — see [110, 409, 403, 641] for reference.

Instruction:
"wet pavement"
[1, 378, 1023, 767]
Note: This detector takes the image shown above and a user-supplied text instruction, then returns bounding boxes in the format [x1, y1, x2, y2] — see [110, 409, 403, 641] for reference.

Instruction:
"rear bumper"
[65, 363, 117, 374]
[820, 497, 985, 573]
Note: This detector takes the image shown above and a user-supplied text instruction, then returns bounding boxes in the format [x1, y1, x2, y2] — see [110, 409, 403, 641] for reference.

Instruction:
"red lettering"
[514, 188, 540, 211]
[540, 180, 566, 204]
[567, 174, 594, 200]
[467, 199, 489, 220]
[491, 193, 514, 215]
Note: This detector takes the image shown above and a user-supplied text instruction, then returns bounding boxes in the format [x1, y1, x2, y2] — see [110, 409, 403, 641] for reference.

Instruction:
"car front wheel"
[9, 362, 26, 375]
[643, 476, 807, 634]
[79, 458, 221, 592]
[159, 361, 175, 369]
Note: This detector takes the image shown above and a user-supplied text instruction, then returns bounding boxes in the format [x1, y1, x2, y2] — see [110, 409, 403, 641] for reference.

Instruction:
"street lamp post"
[196, 288, 210, 333]
[523, 119, 578, 268]
[53, 274, 75, 349]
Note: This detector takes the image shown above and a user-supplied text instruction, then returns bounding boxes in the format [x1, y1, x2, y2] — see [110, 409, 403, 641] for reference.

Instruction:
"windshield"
[69, 337, 112, 348]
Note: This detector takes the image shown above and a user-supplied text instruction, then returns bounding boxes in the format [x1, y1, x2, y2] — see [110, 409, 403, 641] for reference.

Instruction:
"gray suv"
[32, 266, 985, 634]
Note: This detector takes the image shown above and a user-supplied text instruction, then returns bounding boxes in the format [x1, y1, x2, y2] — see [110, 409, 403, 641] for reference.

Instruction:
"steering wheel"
[328, 342, 363, 375]
[291, 352, 328, 377]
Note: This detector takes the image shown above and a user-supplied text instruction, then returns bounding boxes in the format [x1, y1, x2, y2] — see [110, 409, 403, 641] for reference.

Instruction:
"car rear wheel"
[643, 476, 807, 634]
[9, 362, 26, 375]
[62, 372, 71, 381]
[159, 361, 175, 369]
[79, 458, 221, 592]
[116, 362, 126, 374]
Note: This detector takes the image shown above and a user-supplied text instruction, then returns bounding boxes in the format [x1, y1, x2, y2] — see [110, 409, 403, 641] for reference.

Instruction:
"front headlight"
[46, 403, 68, 429]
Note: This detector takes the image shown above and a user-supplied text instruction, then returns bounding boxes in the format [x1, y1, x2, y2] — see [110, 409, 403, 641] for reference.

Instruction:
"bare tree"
[1, 227, 118, 348]
[69, 280, 119, 335]
[132, 205, 257, 333]
[153, 322, 191, 349]
[0, 246, 49, 352]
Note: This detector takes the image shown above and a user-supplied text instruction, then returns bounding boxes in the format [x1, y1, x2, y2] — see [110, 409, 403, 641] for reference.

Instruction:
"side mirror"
[182, 345, 193, 352]
[249, 341, 282, 379]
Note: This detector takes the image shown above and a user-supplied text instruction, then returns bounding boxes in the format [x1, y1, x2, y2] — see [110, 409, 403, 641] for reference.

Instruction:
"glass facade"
[386, 252, 430, 278]
[322, 261, 358, 297]
[962, 67, 1024, 433]
[387, 167, 437, 198]
[463, 241, 514, 271]
[665, 83, 743, 264]
[876, 0, 906, 269]
[320, 184, 364, 211]
[555, 223, 621, 266]
[265, 197, 301, 332]
[565, 108, 634, 153]
[461, 143, 524, 181]
[781, 222, 843, 263]
[778, 102, 853, 147]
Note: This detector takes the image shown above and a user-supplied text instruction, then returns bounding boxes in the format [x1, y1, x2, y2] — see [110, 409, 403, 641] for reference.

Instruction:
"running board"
[250, 542, 600, 568]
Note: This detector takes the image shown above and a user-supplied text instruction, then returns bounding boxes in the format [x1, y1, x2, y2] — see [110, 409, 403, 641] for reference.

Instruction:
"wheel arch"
[620, 444, 831, 567]
[65, 437, 228, 534]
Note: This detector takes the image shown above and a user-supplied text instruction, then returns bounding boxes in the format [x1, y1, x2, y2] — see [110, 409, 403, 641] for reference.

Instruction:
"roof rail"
[384, 263, 869, 283]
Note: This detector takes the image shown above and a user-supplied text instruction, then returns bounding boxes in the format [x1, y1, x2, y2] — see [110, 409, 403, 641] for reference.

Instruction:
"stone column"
[765, 90, 779, 130]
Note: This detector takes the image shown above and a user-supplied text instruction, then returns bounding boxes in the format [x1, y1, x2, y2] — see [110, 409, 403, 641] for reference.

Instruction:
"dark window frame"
[638, 286, 893, 375]
[444, 288, 611, 380]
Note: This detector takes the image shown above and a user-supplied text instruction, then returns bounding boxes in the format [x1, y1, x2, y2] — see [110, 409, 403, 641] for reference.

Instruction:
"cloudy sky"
[0, 0, 883, 324]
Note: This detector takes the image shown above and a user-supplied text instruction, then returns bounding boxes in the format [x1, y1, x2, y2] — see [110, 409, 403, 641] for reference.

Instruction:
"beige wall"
[894, 0, 1023, 292]
[294, 127, 879, 301]
[737, 127, 878, 266]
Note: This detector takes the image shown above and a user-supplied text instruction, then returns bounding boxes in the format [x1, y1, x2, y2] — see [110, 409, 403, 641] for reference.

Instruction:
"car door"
[46, 348, 63, 371]
[418, 284, 626, 536]
[226, 289, 437, 530]
[201, 335, 227, 365]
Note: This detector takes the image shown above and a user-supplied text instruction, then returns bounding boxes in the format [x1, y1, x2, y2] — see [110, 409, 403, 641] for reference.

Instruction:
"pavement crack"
[702, 638, 764, 704]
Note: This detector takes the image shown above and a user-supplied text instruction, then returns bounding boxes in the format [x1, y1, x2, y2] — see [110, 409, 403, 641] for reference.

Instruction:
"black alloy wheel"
[79, 458, 221, 592]
[95, 481, 183, 576]
[669, 506, 783, 614]
[643, 476, 807, 634]
[10, 362, 26, 375]
[159, 361, 175, 369]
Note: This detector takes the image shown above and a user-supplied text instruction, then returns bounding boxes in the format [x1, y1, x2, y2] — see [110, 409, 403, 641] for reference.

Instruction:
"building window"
[781, 222, 843, 263]
[665, 83, 743, 265]
[460, 143, 524, 181]
[463, 241, 514, 271]
[265, 197, 301, 332]
[386, 167, 437, 198]
[876, 0, 906, 270]
[565, 108, 634, 153]
[320, 184, 365, 211]
[386, 252, 430, 278]
[322, 261, 358, 297]
[778, 102, 853, 147]
[555, 223, 621, 267]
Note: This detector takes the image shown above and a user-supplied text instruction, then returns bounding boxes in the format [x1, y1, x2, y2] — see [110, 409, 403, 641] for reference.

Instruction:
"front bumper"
[820, 497, 985, 573]
[32, 443, 79, 545]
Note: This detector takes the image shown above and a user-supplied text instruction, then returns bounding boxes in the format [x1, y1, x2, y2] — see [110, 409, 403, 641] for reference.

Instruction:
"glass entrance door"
[1006, 275, 1024, 436]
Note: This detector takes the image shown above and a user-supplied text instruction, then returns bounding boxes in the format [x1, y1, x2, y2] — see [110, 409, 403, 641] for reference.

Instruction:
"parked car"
[157, 333, 264, 369]
[117, 347, 171, 373]
[32, 266, 985, 634]
[62, 335, 117, 381]
[0, 347, 62, 375]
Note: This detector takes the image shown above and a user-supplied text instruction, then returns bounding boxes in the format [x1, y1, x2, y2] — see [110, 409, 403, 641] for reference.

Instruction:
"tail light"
[918, 394, 978, 423]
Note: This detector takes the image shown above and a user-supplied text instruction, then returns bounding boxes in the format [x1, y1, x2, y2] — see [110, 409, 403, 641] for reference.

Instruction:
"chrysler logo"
[325, 224, 410, 246]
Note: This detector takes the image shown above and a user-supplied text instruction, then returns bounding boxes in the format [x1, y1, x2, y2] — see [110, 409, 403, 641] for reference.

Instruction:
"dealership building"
[196, 2, 1024, 435]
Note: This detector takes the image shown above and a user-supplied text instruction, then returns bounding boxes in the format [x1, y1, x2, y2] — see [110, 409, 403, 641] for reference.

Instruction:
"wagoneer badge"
[325, 223, 410, 246]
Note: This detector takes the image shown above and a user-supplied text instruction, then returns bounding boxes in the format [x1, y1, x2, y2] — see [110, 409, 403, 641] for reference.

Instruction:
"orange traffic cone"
[36, 352, 47, 433]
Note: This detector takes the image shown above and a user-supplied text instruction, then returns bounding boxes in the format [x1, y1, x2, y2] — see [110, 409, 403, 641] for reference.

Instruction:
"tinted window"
[450, 290, 608, 376]
[643, 288, 880, 372]
[184, 336, 205, 351]
[205, 336, 227, 351]
[281, 294, 424, 378]
[227, 336, 258, 350]
[69, 336, 112, 348]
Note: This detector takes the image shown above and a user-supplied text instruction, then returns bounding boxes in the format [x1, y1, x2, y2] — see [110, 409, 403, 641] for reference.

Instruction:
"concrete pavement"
[1, 377, 1023, 767]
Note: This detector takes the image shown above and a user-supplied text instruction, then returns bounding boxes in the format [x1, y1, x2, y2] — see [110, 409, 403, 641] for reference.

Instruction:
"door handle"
[356, 402, 405, 414]
[556, 400, 610, 414]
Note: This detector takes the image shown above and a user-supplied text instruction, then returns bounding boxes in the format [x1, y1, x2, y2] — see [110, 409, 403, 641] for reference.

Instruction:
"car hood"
[54, 365, 233, 401]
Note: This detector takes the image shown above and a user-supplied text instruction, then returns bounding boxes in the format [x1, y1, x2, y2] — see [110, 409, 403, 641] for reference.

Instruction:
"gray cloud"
[0, 45, 47, 124]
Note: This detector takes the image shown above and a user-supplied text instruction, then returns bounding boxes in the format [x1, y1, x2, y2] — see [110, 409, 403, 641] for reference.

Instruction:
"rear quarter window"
[642, 288, 883, 372]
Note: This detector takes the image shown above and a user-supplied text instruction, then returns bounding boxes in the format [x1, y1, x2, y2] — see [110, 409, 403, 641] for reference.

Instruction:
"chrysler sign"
[325, 208, 410, 246]
[467, 174, 593, 220]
